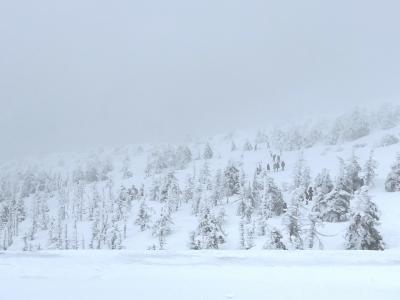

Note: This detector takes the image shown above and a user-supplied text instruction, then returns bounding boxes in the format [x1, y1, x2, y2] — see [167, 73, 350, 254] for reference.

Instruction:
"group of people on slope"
[265, 151, 315, 204]
[266, 152, 286, 172]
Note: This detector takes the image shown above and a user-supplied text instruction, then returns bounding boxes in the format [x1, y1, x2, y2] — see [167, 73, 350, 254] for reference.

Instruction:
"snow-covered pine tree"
[237, 184, 254, 222]
[135, 200, 152, 231]
[314, 169, 334, 196]
[191, 183, 203, 216]
[109, 221, 122, 250]
[183, 174, 195, 203]
[121, 155, 133, 179]
[85, 159, 100, 183]
[199, 162, 212, 190]
[343, 152, 363, 193]
[175, 145, 192, 170]
[159, 172, 181, 212]
[345, 187, 384, 250]
[251, 167, 264, 208]
[263, 228, 287, 250]
[385, 152, 400, 192]
[304, 210, 323, 249]
[285, 188, 304, 249]
[231, 141, 237, 152]
[72, 220, 78, 250]
[243, 140, 253, 151]
[315, 159, 355, 222]
[362, 150, 378, 187]
[239, 219, 255, 250]
[318, 185, 352, 222]
[48, 217, 57, 247]
[116, 186, 132, 221]
[148, 177, 161, 202]
[203, 143, 214, 160]
[264, 177, 286, 216]
[292, 152, 311, 190]
[211, 169, 224, 206]
[190, 205, 226, 250]
[152, 208, 174, 250]
[223, 161, 240, 198]
[312, 169, 334, 219]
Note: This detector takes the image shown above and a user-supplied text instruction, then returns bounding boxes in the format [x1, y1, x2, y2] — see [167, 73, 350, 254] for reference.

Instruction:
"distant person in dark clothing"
[267, 163, 271, 172]
[304, 187, 313, 204]
[281, 161, 285, 171]
[307, 187, 313, 200]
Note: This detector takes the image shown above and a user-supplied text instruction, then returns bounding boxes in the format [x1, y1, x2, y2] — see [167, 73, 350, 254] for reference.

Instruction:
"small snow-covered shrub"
[263, 228, 287, 250]
[377, 134, 399, 148]
[385, 153, 400, 192]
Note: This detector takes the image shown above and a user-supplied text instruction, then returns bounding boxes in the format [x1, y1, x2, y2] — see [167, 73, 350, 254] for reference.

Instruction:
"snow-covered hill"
[1, 106, 400, 251]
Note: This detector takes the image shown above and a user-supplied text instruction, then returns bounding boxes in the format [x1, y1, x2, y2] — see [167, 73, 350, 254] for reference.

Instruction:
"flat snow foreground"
[1, 250, 400, 300]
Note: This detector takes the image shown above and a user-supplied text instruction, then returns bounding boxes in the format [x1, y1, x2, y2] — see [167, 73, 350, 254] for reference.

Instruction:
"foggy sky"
[1, 0, 400, 161]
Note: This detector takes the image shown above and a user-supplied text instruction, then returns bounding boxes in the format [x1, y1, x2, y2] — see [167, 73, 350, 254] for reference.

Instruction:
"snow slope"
[1, 250, 400, 300]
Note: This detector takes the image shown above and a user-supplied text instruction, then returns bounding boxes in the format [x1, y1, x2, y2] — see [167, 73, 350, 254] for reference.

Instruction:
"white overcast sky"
[1, 0, 399, 160]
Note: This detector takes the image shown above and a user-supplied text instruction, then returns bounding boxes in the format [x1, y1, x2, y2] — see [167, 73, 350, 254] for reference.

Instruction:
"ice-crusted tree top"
[346, 187, 384, 250]
[385, 152, 400, 192]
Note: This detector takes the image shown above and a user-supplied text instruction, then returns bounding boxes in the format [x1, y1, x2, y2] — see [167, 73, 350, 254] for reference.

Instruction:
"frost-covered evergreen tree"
[159, 172, 181, 212]
[175, 146, 192, 169]
[345, 187, 384, 250]
[85, 159, 100, 183]
[343, 152, 363, 193]
[109, 221, 122, 250]
[121, 156, 133, 179]
[203, 143, 214, 160]
[318, 186, 352, 222]
[148, 177, 161, 202]
[362, 150, 378, 187]
[256, 176, 286, 235]
[285, 189, 304, 249]
[231, 141, 237, 152]
[191, 184, 203, 216]
[313, 169, 334, 196]
[237, 184, 254, 222]
[152, 208, 174, 250]
[135, 201, 152, 231]
[292, 152, 311, 190]
[312, 169, 334, 218]
[223, 161, 240, 198]
[190, 205, 226, 250]
[199, 162, 212, 190]
[251, 168, 264, 208]
[243, 140, 253, 151]
[239, 220, 255, 249]
[304, 211, 323, 249]
[263, 177, 286, 216]
[256, 176, 285, 236]
[211, 169, 224, 206]
[385, 153, 400, 192]
[183, 174, 195, 203]
[72, 221, 79, 250]
[314, 158, 357, 222]
[263, 228, 287, 250]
